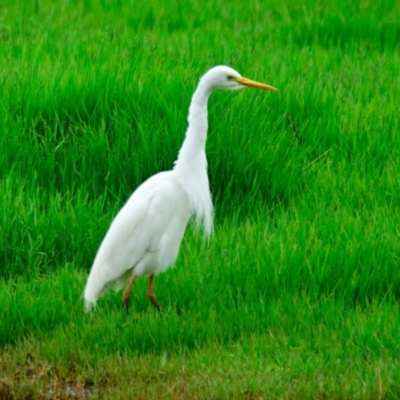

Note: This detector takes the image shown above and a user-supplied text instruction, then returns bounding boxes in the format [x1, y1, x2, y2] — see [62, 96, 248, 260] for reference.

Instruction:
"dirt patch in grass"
[0, 353, 95, 399]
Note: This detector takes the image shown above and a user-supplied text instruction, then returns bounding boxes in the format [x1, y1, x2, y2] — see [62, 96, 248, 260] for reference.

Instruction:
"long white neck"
[173, 79, 214, 235]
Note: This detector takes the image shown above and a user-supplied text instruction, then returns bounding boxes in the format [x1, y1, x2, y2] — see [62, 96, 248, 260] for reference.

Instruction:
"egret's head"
[201, 65, 278, 92]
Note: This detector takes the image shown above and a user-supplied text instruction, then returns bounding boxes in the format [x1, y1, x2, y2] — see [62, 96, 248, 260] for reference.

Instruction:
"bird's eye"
[227, 75, 234, 80]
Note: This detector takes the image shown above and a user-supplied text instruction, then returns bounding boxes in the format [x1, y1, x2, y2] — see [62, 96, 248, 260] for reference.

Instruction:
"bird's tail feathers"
[84, 298, 97, 313]
[84, 261, 120, 311]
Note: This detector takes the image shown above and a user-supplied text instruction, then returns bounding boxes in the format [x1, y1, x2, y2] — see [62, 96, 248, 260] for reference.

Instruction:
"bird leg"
[147, 274, 163, 313]
[122, 273, 137, 312]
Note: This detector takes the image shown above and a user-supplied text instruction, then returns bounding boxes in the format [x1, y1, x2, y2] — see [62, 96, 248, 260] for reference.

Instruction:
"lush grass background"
[1, 0, 400, 398]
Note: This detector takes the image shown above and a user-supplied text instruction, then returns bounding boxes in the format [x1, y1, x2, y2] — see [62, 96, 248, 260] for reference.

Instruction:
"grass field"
[1, 0, 400, 398]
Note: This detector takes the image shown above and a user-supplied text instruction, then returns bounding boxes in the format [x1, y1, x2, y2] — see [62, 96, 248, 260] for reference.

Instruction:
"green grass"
[1, 0, 400, 398]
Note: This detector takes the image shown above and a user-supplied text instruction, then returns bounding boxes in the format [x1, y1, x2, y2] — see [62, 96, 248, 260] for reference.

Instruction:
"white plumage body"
[84, 172, 191, 307]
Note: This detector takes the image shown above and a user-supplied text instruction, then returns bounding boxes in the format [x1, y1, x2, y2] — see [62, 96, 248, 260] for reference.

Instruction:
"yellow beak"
[233, 76, 278, 91]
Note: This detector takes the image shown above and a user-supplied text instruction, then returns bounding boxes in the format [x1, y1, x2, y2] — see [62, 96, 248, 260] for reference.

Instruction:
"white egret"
[84, 65, 277, 312]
